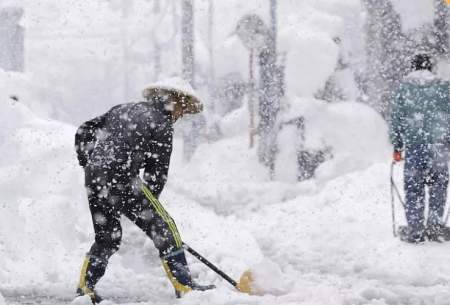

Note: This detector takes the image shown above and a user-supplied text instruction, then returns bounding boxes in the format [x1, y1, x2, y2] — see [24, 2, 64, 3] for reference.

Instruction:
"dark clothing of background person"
[389, 54, 450, 243]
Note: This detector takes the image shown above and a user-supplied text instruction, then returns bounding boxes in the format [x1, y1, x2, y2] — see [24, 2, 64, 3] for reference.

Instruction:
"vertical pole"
[121, 0, 130, 100]
[208, 0, 215, 84]
[207, 0, 215, 113]
[208, 0, 214, 80]
[182, 0, 194, 85]
[181, 0, 197, 161]
[434, 0, 449, 55]
[249, 49, 256, 148]
[270, 0, 277, 54]
[153, 0, 161, 81]
[269, 0, 279, 179]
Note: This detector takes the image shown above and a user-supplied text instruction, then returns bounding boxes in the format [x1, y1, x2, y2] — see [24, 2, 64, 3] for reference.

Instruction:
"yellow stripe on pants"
[78, 256, 90, 289]
[141, 185, 183, 248]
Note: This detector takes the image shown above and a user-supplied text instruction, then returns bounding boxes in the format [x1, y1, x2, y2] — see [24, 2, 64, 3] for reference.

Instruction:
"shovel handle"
[182, 243, 238, 288]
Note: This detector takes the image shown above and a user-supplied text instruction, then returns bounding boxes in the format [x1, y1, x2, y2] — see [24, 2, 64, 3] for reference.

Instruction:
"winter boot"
[76, 286, 103, 304]
[425, 224, 444, 242]
[161, 249, 215, 298]
[77, 256, 106, 304]
[398, 226, 425, 244]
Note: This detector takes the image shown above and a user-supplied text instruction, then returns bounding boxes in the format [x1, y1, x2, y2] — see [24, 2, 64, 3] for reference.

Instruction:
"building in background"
[0, 6, 24, 72]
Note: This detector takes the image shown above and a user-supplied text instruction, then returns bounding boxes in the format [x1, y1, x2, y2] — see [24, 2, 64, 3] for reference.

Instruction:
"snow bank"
[0, 293, 5, 305]
[0, 96, 89, 296]
[283, 99, 390, 182]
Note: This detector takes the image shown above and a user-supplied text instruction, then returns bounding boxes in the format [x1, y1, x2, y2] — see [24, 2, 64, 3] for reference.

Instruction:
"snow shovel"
[182, 243, 255, 294]
[141, 185, 255, 294]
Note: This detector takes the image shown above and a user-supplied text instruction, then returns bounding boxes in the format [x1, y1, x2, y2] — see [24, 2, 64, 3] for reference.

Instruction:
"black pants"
[80, 165, 189, 290]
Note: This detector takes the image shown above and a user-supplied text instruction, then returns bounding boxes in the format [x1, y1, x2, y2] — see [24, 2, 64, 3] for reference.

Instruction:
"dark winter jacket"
[389, 70, 450, 151]
[75, 98, 173, 197]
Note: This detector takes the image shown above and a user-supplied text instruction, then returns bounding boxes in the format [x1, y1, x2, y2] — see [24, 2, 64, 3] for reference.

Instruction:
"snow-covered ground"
[2, 95, 450, 305]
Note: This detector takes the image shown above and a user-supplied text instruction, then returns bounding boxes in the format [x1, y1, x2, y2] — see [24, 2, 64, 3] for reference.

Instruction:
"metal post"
[249, 48, 256, 148]
[121, 0, 130, 100]
[207, 0, 216, 113]
[270, 0, 277, 54]
[434, 0, 449, 55]
[208, 0, 215, 81]
[153, 0, 161, 80]
[181, 0, 198, 162]
[182, 0, 194, 84]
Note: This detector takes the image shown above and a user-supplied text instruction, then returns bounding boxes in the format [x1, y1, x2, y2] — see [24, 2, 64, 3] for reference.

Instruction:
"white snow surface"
[1, 93, 450, 305]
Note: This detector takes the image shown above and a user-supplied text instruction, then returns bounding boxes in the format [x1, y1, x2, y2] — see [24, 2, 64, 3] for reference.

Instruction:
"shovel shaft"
[183, 243, 238, 288]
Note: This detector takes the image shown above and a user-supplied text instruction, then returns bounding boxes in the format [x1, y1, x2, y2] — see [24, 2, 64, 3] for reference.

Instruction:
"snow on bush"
[277, 99, 390, 182]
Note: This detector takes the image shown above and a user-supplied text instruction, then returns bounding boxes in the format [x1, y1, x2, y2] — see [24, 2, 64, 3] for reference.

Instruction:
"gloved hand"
[393, 150, 403, 162]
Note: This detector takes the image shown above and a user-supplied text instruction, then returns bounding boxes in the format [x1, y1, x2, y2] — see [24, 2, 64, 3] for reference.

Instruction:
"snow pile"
[248, 259, 294, 296]
[278, 99, 390, 182]
[0, 95, 90, 296]
[70, 295, 93, 305]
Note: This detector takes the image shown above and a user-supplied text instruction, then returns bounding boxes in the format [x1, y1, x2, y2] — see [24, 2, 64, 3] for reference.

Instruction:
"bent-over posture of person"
[74, 79, 214, 303]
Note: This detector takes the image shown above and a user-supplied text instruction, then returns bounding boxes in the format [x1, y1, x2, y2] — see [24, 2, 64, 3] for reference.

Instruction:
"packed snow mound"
[279, 7, 342, 98]
[0, 99, 89, 296]
[0, 69, 29, 102]
[276, 99, 390, 182]
[0, 96, 35, 132]
[70, 295, 94, 305]
[0, 69, 57, 118]
[172, 99, 390, 213]
[248, 258, 294, 296]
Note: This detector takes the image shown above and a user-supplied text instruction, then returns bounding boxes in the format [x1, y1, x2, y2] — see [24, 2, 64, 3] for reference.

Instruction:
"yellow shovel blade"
[236, 270, 255, 294]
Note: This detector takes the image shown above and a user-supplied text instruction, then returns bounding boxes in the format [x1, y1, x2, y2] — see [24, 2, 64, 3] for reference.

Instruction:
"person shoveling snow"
[74, 78, 215, 303]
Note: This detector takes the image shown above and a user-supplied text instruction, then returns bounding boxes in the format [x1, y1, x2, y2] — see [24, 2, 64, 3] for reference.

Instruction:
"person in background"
[390, 54, 450, 243]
